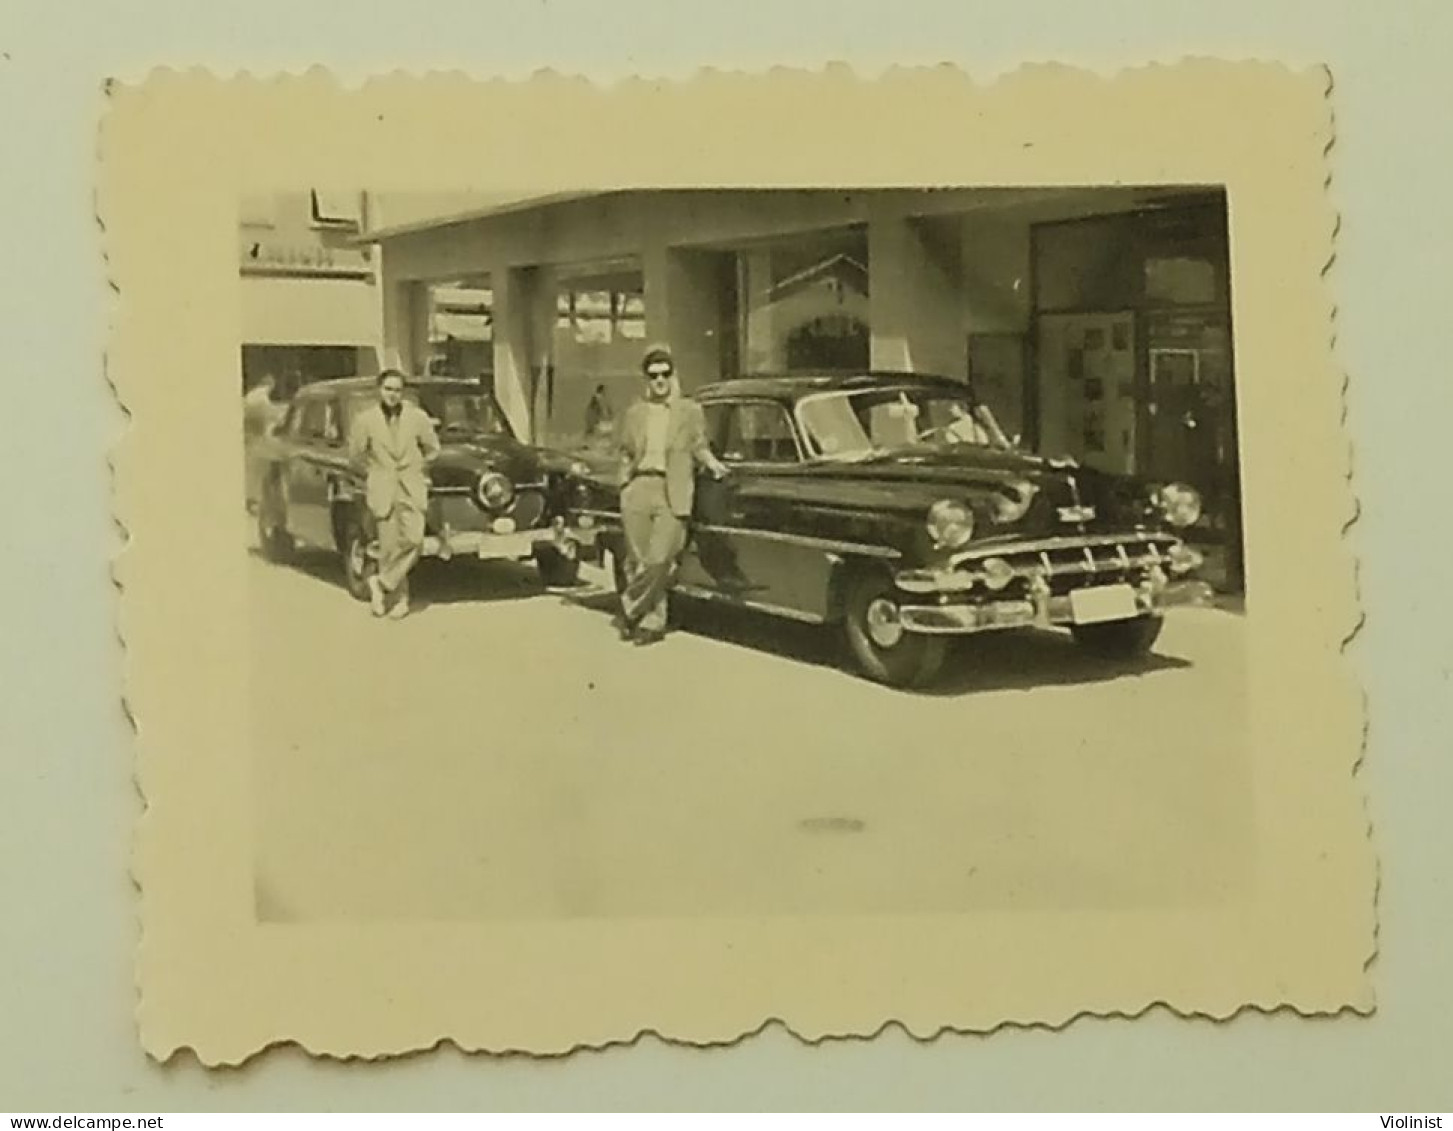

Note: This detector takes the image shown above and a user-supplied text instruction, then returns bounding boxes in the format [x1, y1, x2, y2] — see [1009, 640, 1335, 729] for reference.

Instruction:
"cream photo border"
[102, 62, 1371, 1064]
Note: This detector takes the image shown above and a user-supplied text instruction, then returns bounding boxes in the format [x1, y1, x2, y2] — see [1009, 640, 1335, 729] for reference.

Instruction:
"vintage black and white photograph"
[108, 66, 1371, 1061]
[239, 185, 1252, 922]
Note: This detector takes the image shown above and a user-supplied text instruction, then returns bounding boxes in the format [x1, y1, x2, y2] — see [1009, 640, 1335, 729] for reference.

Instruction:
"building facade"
[238, 190, 385, 397]
[364, 187, 1243, 589]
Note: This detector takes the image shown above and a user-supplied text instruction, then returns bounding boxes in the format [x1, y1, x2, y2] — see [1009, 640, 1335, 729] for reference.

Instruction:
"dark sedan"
[572, 371, 1213, 687]
[254, 377, 589, 596]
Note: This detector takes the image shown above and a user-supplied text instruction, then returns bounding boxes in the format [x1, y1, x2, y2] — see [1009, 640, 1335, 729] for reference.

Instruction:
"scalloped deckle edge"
[102, 59, 1373, 1067]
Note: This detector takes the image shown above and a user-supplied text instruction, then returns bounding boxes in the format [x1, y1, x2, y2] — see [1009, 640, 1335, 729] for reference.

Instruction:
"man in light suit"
[348, 370, 441, 619]
[615, 345, 730, 646]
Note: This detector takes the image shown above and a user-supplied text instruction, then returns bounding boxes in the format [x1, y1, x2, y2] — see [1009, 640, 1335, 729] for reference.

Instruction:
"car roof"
[695, 371, 972, 404]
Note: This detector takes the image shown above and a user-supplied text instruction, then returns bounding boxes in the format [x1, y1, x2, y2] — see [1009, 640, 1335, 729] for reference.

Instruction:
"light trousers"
[376, 502, 426, 599]
[620, 475, 687, 633]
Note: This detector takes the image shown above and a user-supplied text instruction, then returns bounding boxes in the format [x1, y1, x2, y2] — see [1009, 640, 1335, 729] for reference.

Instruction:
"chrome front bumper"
[415, 517, 598, 562]
[896, 577, 1215, 635]
[892, 533, 1213, 635]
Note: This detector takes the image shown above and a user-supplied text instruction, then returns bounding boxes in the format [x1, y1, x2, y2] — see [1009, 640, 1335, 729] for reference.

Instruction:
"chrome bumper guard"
[893, 534, 1213, 635]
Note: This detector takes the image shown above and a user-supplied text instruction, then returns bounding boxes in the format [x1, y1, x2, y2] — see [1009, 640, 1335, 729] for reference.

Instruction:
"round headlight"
[568, 460, 591, 478]
[926, 499, 975, 549]
[1155, 482, 1202, 528]
[478, 472, 515, 511]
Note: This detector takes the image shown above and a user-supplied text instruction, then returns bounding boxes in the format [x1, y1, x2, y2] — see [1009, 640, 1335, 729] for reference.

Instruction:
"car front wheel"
[1070, 614, 1164, 659]
[340, 514, 378, 601]
[842, 572, 947, 689]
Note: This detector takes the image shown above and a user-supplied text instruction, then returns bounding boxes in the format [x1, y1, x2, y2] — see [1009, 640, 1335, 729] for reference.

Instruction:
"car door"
[286, 397, 338, 548]
[680, 399, 833, 620]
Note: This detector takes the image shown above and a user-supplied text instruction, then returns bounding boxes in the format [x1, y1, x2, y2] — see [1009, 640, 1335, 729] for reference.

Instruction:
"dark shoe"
[632, 628, 666, 647]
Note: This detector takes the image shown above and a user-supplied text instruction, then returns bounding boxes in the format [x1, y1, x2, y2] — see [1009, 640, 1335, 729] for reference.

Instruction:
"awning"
[240, 276, 381, 348]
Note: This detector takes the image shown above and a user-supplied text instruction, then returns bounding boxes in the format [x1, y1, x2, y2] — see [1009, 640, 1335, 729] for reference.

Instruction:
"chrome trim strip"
[673, 582, 826, 624]
[692, 523, 900, 560]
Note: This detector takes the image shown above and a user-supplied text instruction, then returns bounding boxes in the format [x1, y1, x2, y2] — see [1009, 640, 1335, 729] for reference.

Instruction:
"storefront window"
[1034, 215, 1141, 312]
[555, 286, 646, 345]
[739, 227, 870, 374]
[546, 264, 648, 450]
[425, 279, 493, 380]
[1031, 196, 1242, 591]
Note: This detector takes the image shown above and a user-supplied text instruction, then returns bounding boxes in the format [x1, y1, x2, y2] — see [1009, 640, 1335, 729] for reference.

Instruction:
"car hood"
[428, 432, 550, 490]
[786, 444, 1158, 536]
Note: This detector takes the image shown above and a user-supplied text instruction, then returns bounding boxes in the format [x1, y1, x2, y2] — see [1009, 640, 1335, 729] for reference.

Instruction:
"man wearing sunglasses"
[615, 344, 730, 645]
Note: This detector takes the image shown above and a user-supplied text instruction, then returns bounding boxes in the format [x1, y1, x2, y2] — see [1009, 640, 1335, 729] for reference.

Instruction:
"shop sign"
[240, 237, 373, 278]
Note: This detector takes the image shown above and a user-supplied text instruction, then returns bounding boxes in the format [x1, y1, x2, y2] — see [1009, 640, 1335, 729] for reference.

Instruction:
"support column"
[380, 279, 428, 374]
[868, 212, 965, 377]
[643, 244, 725, 393]
[492, 265, 553, 443]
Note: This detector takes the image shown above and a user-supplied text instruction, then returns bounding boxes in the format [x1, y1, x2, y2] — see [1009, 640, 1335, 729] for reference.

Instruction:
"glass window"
[719, 402, 800, 464]
[798, 386, 1003, 460]
[737, 228, 870, 375]
[296, 399, 330, 440]
[1034, 215, 1140, 312]
[411, 388, 511, 439]
[311, 190, 362, 228]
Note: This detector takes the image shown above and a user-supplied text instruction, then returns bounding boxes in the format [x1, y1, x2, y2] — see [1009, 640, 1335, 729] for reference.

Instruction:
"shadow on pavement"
[561, 584, 1189, 694]
[926, 628, 1190, 695]
[248, 545, 554, 608]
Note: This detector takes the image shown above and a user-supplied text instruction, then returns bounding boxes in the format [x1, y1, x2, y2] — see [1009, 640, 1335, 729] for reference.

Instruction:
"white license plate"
[1069, 584, 1138, 625]
[478, 531, 545, 560]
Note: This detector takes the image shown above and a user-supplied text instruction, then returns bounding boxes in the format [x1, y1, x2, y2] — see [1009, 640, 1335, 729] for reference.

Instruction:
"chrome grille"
[954, 534, 1173, 577]
[897, 533, 1187, 597]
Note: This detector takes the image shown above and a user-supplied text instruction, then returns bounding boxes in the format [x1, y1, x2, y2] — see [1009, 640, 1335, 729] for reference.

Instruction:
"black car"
[254, 377, 589, 595]
[572, 371, 1213, 687]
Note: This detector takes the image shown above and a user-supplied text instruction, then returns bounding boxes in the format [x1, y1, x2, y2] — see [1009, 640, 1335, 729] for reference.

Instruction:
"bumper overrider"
[892, 532, 1215, 635]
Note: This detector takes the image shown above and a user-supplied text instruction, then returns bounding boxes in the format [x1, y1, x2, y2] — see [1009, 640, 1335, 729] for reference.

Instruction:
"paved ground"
[249, 537, 1254, 923]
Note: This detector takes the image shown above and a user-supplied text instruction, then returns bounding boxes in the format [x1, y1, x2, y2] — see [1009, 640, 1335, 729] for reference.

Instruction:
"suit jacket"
[618, 397, 715, 518]
[348, 402, 441, 518]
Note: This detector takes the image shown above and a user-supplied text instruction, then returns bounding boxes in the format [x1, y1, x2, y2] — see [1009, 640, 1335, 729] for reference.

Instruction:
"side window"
[297, 399, 329, 442]
[721, 402, 800, 464]
[701, 403, 729, 457]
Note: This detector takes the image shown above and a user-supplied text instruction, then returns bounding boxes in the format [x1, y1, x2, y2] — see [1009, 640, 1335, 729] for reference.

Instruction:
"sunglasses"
[646, 369, 673, 380]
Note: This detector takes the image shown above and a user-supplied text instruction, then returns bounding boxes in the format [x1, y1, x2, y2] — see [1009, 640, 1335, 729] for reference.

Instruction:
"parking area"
[249, 539, 1254, 924]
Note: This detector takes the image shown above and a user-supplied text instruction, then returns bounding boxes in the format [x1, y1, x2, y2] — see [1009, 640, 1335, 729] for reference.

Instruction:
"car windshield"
[413, 389, 511, 437]
[797, 387, 1007, 460]
[342, 388, 512, 441]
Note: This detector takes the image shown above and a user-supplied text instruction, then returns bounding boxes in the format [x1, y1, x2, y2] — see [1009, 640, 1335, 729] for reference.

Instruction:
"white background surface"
[1, 0, 1449, 1111]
